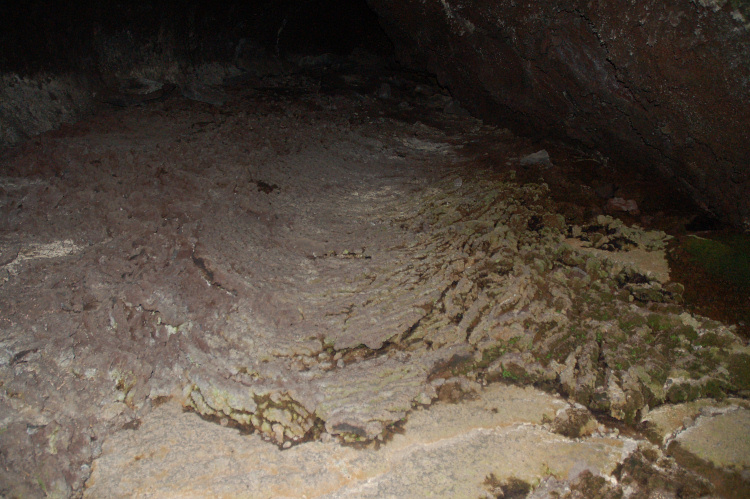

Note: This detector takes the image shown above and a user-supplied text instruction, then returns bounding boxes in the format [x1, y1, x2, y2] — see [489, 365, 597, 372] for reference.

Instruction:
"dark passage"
[0, 0, 393, 74]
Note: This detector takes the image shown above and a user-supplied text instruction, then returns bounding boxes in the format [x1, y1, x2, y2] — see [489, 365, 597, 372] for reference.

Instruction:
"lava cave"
[1, 1, 749, 497]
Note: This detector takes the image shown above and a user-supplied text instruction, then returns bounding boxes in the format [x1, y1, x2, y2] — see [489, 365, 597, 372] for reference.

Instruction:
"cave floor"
[1, 63, 749, 498]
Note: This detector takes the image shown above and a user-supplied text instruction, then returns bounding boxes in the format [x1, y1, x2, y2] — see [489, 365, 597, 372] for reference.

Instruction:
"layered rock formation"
[367, 0, 750, 228]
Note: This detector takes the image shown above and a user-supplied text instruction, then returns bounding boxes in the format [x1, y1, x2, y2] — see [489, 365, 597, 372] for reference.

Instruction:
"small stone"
[412, 84, 426, 95]
[680, 312, 700, 328]
[542, 213, 566, 232]
[337, 359, 345, 368]
[415, 392, 433, 405]
[443, 99, 470, 116]
[665, 282, 685, 296]
[606, 197, 639, 214]
[376, 83, 391, 99]
[282, 441, 292, 449]
[594, 182, 615, 199]
[272, 424, 285, 443]
[519, 150, 552, 168]
[551, 405, 599, 438]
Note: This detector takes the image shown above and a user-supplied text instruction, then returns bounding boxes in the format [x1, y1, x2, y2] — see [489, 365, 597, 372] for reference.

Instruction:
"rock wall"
[367, 0, 750, 229]
[0, 73, 95, 146]
[0, 0, 392, 149]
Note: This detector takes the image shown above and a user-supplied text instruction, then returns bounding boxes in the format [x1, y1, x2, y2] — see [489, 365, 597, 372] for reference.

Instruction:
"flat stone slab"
[85, 384, 635, 498]
[642, 398, 750, 444]
[565, 238, 670, 283]
[675, 407, 750, 472]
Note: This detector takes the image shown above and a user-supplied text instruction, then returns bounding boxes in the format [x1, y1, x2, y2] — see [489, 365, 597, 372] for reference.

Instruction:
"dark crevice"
[190, 251, 237, 296]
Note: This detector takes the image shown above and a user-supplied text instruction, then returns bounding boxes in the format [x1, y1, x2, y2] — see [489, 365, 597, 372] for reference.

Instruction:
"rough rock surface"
[0, 73, 95, 146]
[675, 407, 750, 470]
[367, 0, 750, 229]
[0, 0, 392, 150]
[1, 61, 748, 497]
[86, 384, 634, 498]
[644, 400, 750, 497]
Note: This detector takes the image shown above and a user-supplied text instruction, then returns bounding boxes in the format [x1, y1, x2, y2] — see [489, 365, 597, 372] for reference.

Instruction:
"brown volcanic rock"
[367, 0, 750, 228]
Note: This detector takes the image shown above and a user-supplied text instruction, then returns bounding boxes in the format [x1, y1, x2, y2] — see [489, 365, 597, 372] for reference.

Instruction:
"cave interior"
[1, 0, 749, 497]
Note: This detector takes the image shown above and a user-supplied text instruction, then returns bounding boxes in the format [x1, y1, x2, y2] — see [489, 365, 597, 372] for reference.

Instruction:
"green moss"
[592, 307, 614, 322]
[701, 378, 727, 400]
[570, 325, 586, 341]
[666, 382, 702, 403]
[646, 313, 677, 332]
[629, 345, 645, 360]
[545, 333, 576, 363]
[676, 325, 698, 342]
[666, 383, 688, 403]
[727, 353, 750, 390]
[630, 286, 666, 303]
[684, 235, 750, 291]
[35, 476, 48, 496]
[479, 345, 506, 367]
[647, 365, 668, 385]
[585, 257, 602, 275]
[619, 314, 646, 332]
[664, 333, 680, 349]
[696, 331, 734, 348]
[692, 349, 719, 371]
[455, 344, 507, 375]
[622, 403, 641, 425]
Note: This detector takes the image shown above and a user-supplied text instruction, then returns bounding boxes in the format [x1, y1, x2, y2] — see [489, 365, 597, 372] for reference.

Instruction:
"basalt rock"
[367, 0, 750, 229]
